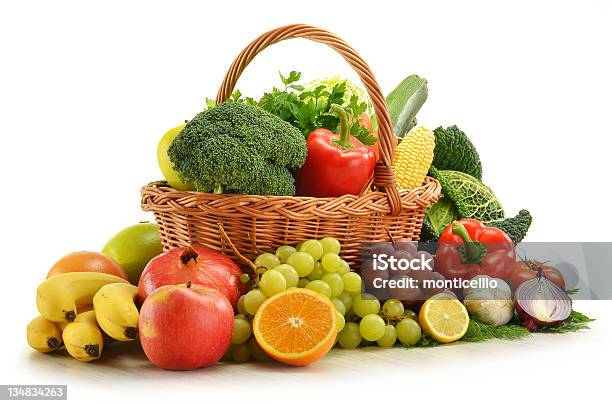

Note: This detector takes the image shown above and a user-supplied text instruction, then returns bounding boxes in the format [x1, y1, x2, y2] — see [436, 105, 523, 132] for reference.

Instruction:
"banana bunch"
[28, 272, 141, 362]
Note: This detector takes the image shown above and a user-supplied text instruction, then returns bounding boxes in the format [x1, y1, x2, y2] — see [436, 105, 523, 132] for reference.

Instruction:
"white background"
[1, 0, 610, 404]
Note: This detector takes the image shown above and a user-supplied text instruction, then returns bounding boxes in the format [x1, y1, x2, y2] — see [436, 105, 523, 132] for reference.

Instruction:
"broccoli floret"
[486, 209, 533, 244]
[432, 126, 483, 180]
[168, 102, 307, 195]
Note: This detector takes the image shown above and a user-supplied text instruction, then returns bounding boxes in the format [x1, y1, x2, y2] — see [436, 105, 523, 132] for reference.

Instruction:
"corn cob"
[393, 126, 435, 190]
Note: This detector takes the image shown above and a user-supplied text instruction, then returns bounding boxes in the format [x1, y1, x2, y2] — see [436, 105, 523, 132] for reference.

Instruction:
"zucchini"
[386, 75, 428, 139]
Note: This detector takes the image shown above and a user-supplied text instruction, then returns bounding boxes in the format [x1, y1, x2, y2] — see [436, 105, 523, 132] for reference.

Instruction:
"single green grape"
[383, 299, 405, 318]
[360, 339, 376, 347]
[322, 272, 344, 297]
[299, 239, 324, 261]
[336, 311, 345, 332]
[275, 245, 297, 263]
[352, 293, 380, 317]
[403, 309, 418, 321]
[307, 262, 325, 281]
[376, 325, 398, 348]
[321, 253, 343, 273]
[337, 260, 350, 275]
[337, 322, 362, 349]
[342, 272, 362, 293]
[320, 237, 341, 255]
[396, 318, 422, 346]
[274, 264, 299, 288]
[239, 274, 250, 283]
[244, 289, 267, 315]
[231, 343, 251, 363]
[305, 280, 332, 298]
[359, 314, 386, 341]
[237, 294, 248, 315]
[297, 278, 310, 288]
[254, 253, 280, 270]
[330, 297, 346, 315]
[259, 269, 287, 297]
[338, 291, 353, 313]
[247, 337, 272, 362]
[231, 317, 252, 344]
[221, 345, 233, 362]
[286, 252, 315, 277]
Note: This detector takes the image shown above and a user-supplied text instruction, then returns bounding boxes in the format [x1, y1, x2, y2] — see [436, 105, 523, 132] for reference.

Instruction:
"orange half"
[253, 289, 337, 366]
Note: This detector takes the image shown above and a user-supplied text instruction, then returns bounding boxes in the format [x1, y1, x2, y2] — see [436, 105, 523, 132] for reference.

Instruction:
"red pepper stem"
[330, 104, 353, 150]
[451, 221, 481, 262]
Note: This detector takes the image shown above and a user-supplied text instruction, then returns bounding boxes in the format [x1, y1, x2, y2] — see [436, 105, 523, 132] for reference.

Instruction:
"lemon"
[157, 123, 194, 191]
[418, 293, 469, 343]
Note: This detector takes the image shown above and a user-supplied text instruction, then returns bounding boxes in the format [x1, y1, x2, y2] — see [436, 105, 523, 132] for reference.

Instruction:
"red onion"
[515, 265, 572, 331]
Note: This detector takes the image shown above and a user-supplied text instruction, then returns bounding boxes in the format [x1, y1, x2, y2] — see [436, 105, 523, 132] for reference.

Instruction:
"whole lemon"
[157, 123, 194, 190]
[102, 222, 163, 285]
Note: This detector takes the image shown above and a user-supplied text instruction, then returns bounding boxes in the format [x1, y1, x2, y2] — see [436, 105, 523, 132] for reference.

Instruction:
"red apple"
[138, 246, 244, 306]
[139, 283, 234, 370]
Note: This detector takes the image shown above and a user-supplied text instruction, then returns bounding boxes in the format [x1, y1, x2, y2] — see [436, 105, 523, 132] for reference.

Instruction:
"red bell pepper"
[435, 219, 516, 282]
[296, 105, 376, 197]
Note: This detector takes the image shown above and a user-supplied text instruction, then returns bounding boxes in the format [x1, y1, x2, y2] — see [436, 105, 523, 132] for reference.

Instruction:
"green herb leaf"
[539, 310, 595, 333]
[280, 71, 301, 87]
[230, 90, 243, 102]
[350, 122, 378, 146]
[414, 332, 440, 347]
[204, 97, 216, 110]
[462, 319, 530, 342]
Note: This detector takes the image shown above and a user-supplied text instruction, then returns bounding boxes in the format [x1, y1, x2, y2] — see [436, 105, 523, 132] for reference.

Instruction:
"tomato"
[359, 112, 374, 133]
[357, 112, 398, 162]
[510, 261, 565, 291]
[47, 251, 128, 280]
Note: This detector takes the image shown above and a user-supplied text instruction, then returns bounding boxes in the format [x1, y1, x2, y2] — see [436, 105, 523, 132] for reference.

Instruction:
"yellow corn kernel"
[393, 126, 435, 190]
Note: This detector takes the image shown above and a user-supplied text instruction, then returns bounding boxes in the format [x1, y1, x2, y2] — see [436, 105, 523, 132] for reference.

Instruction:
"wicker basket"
[141, 24, 441, 267]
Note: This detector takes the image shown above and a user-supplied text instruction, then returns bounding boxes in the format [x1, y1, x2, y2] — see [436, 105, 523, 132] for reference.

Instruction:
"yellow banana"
[58, 304, 94, 331]
[93, 283, 139, 341]
[62, 310, 104, 362]
[36, 272, 129, 322]
[26, 315, 63, 353]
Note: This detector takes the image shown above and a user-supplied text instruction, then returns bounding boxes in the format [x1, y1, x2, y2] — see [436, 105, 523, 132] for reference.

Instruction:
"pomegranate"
[138, 246, 244, 306]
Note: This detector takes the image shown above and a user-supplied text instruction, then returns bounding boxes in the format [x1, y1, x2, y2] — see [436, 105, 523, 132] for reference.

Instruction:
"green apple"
[102, 222, 163, 285]
[157, 123, 194, 190]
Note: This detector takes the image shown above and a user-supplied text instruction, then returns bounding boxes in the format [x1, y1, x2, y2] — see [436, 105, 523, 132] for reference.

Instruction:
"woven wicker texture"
[141, 24, 441, 267]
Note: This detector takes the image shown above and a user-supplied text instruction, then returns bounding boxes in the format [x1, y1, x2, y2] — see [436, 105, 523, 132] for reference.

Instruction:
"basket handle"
[216, 24, 401, 215]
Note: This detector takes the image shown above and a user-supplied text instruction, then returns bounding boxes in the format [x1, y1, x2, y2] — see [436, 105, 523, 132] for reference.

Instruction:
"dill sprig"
[402, 311, 594, 348]
[462, 319, 530, 342]
[539, 310, 595, 333]
[415, 333, 439, 347]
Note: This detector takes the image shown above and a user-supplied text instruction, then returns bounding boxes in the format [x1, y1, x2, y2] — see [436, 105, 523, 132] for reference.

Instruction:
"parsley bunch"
[229, 71, 377, 146]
